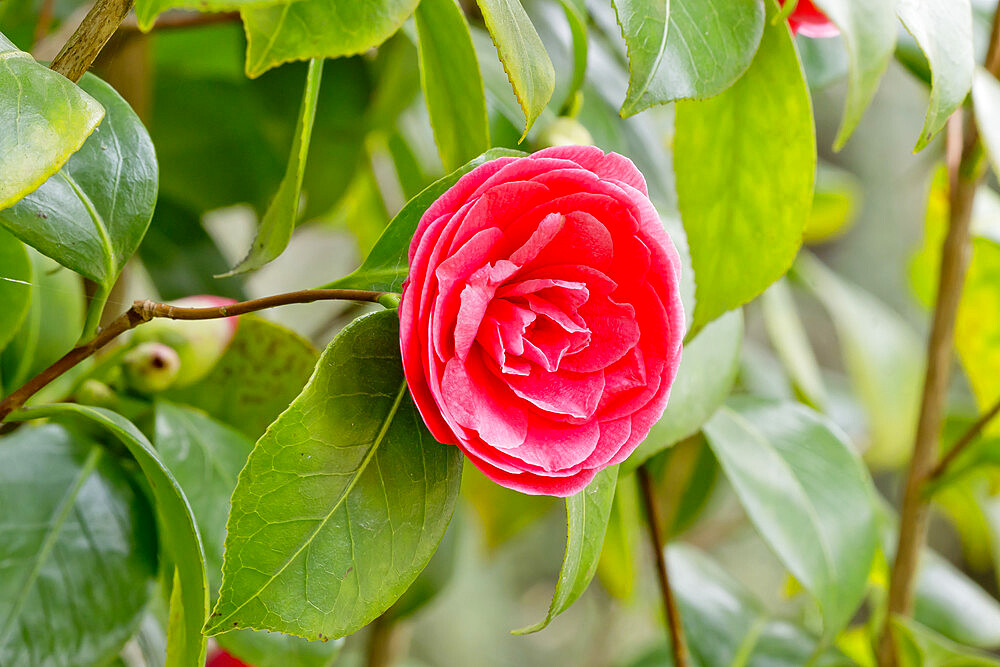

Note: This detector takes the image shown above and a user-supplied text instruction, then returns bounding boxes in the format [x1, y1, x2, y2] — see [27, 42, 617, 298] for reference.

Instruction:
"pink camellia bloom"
[782, 0, 839, 38]
[400, 146, 684, 497]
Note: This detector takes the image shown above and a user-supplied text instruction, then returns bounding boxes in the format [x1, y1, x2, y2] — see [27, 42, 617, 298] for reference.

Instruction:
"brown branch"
[0, 289, 390, 422]
[33, 0, 57, 49]
[927, 396, 1000, 483]
[50, 0, 134, 82]
[876, 8, 1000, 664]
[638, 464, 689, 667]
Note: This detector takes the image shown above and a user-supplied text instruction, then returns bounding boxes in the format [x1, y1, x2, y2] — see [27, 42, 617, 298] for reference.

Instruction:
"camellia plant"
[2, 0, 1000, 665]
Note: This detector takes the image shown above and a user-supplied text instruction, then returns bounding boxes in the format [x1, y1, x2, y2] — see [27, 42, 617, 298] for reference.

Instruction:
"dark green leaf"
[154, 402, 341, 667]
[224, 58, 323, 275]
[416, 0, 490, 171]
[812, 0, 897, 150]
[240, 0, 419, 79]
[703, 398, 878, 638]
[0, 74, 156, 333]
[476, 0, 556, 136]
[625, 309, 743, 471]
[796, 251, 924, 469]
[596, 474, 639, 600]
[138, 200, 246, 301]
[10, 404, 210, 667]
[0, 250, 84, 389]
[897, 0, 974, 151]
[206, 310, 463, 639]
[514, 466, 617, 634]
[0, 423, 156, 666]
[0, 32, 104, 211]
[614, 0, 765, 115]
[892, 616, 1000, 667]
[675, 1, 814, 332]
[165, 316, 317, 441]
[0, 228, 31, 352]
[324, 147, 525, 293]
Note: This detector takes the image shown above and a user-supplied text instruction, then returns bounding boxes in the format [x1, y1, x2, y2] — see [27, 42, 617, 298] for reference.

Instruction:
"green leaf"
[613, 0, 765, 116]
[914, 548, 1000, 649]
[804, 163, 862, 244]
[675, 0, 814, 333]
[240, 0, 419, 79]
[625, 309, 743, 471]
[165, 316, 318, 441]
[812, 0, 896, 150]
[646, 435, 719, 540]
[138, 200, 246, 302]
[416, 0, 490, 171]
[0, 423, 156, 666]
[628, 545, 850, 666]
[892, 616, 1000, 667]
[974, 69, 1000, 179]
[0, 228, 31, 352]
[476, 0, 556, 137]
[461, 464, 557, 551]
[0, 32, 104, 212]
[154, 402, 341, 667]
[10, 404, 210, 667]
[324, 147, 525, 293]
[596, 474, 639, 601]
[703, 398, 878, 639]
[134, 0, 279, 33]
[0, 74, 156, 327]
[796, 250, 924, 469]
[1, 250, 84, 390]
[206, 310, 463, 639]
[760, 278, 827, 410]
[555, 0, 588, 114]
[514, 465, 617, 634]
[223, 58, 323, 276]
[897, 0, 974, 151]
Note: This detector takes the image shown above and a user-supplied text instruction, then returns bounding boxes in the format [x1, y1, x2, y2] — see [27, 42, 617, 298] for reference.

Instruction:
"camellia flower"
[400, 146, 684, 497]
[782, 0, 839, 38]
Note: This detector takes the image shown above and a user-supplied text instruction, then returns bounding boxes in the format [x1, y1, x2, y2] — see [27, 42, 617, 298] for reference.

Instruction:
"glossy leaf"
[914, 548, 1000, 649]
[796, 251, 924, 469]
[0, 228, 31, 353]
[134, 0, 280, 32]
[325, 147, 525, 293]
[596, 474, 639, 600]
[675, 2, 813, 333]
[974, 68, 1000, 179]
[0, 33, 104, 212]
[0, 251, 84, 390]
[614, 0, 765, 115]
[166, 316, 318, 441]
[703, 399, 878, 638]
[206, 311, 463, 639]
[11, 404, 209, 667]
[897, 0, 974, 151]
[625, 309, 743, 471]
[416, 0, 490, 171]
[812, 0, 896, 150]
[0, 423, 156, 666]
[224, 59, 323, 275]
[154, 402, 340, 667]
[476, 0, 556, 136]
[240, 0, 419, 79]
[628, 545, 851, 666]
[0, 74, 156, 298]
[514, 465, 617, 634]
[555, 0, 588, 113]
[761, 278, 827, 410]
[892, 616, 1000, 667]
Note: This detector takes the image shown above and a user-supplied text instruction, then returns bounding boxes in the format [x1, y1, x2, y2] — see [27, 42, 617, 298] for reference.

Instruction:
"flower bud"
[536, 117, 593, 150]
[75, 379, 118, 409]
[123, 342, 181, 394]
[133, 295, 238, 387]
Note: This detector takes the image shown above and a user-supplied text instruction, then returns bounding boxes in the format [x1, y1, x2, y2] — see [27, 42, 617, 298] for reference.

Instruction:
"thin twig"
[876, 8, 1000, 664]
[0, 289, 390, 422]
[927, 396, 1000, 482]
[50, 0, 134, 82]
[32, 0, 57, 49]
[638, 464, 689, 667]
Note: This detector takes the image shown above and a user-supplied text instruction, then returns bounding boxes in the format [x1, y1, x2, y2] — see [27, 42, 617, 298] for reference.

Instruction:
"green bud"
[123, 342, 181, 394]
[536, 117, 593, 150]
